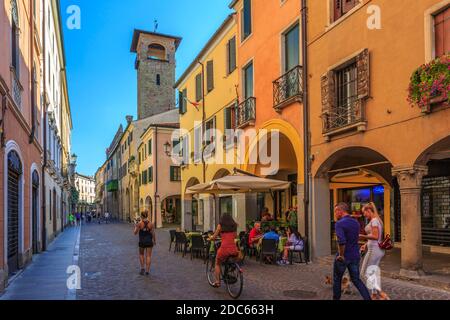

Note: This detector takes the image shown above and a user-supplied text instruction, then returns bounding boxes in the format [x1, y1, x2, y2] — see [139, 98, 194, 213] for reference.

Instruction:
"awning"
[186, 174, 291, 195]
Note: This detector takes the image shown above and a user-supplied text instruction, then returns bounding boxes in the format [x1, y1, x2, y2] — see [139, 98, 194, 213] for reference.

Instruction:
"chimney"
[126, 115, 134, 125]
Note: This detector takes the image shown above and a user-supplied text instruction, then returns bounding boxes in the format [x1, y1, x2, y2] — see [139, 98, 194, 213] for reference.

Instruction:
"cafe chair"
[168, 229, 177, 252]
[190, 235, 208, 261]
[259, 239, 278, 265]
[175, 232, 189, 257]
[288, 237, 308, 265]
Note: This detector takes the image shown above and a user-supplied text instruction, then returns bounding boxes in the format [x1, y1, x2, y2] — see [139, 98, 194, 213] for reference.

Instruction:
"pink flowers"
[408, 54, 450, 110]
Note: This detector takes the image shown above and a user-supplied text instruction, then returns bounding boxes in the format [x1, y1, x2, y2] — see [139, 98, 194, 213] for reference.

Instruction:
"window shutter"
[356, 49, 370, 99]
[434, 7, 450, 57]
[196, 73, 202, 102]
[148, 139, 152, 156]
[228, 37, 236, 74]
[321, 71, 335, 131]
[334, 0, 342, 21]
[343, 0, 357, 14]
[170, 166, 174, 181]
[224, 108, 231, 130]
[207, 60, 214, 92]
[149, 167, 153, 183]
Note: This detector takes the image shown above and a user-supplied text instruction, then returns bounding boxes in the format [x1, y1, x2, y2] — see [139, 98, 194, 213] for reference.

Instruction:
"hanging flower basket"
[408, 54, 450, 113]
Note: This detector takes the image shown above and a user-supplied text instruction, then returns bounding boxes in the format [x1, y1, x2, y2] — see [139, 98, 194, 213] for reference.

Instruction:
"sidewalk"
[0, 226, 80, 300]
[315, 248, 450, 292]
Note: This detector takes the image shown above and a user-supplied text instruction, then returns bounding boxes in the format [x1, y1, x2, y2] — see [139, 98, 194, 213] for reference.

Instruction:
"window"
[148, 167, 153, 183]
[206, 60, 214, 92]
[148, 43, 166, 60]
[172, 138, 180, 150]
[143, 170, 148, 185]
[434, 6, 450, 57]
[335, 62, 358, 127]
[11, 0, 20, 76]
[170, 166, 181, 182]
[224, 106, 235, 148]
[179, 88, 187, 114]
[156, 74, 161, 86]
[194, 125, 202, 163]
[205, 117, 216, 146]
[227, 36, 237, 74]
[333, 0, 359, 22]
[148, 139, 152, 156]
[284, 23, 300, 72]
[242, 0, 252, 40]
[321, 49, 370, 134]
[243, 62, 254, 99]
[195, 73, 203, 102]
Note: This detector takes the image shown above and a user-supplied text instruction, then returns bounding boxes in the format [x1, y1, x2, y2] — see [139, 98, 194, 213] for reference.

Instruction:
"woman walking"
[134, 211, 156, 276]
[359, 202, 389, 300]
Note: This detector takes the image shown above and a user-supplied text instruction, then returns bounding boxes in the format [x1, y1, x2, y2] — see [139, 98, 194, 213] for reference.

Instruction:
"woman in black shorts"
[133, 211, 156, 276]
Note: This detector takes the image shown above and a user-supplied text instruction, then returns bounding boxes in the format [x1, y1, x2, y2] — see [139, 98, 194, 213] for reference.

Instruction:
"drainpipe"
[301, 0, 311, 260]
[41, 3, 47, 252]
[29, 0, 36, 144]
[198, 61, 206, 183]
[154, 126, 158, 227]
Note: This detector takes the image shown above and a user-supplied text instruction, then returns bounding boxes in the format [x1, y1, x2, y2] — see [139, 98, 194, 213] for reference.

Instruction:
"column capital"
[392, 165, 428, 190]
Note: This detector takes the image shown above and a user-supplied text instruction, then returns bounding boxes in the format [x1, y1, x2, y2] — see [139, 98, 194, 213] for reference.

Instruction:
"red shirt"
[248, 228, 262, 246]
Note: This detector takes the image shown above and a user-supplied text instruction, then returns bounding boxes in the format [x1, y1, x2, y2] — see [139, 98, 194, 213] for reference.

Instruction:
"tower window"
[148, 43, 166, 60]
[156, 74, 161, 86]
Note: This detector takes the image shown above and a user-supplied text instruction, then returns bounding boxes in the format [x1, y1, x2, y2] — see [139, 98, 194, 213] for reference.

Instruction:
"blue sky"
[60, 0, 232, 176]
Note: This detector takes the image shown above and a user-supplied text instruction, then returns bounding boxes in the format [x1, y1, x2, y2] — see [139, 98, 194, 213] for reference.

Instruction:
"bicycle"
[206, 240, 244, 299]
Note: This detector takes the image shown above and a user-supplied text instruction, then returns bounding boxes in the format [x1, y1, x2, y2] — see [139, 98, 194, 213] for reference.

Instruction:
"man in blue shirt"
[333, 202, 371, 300]
[263, 226, 280, 242]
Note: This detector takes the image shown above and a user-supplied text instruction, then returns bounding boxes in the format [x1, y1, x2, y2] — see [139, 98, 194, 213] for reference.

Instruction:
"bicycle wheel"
[225, 263, 243, 299]
[206, 256, 216, 287]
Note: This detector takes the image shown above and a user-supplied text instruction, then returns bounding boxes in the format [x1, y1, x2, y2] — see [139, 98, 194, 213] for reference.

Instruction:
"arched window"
[7, 150, 22, 274]
[147, 43, 166, 60]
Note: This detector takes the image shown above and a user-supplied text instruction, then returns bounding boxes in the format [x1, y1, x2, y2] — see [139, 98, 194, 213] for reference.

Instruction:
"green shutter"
[149, 167, 153, 183]
[196, 73, 202, 102]
[148, 139, 152, 155]
[170, 166, 174, 181]
[229, 37, 236, 73]
[178, 91, 184, 114]
[207, 60, 214, 92]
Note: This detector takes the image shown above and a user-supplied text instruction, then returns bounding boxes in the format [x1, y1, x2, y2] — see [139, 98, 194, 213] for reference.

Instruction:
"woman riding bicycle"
[209, 213, 239, 288]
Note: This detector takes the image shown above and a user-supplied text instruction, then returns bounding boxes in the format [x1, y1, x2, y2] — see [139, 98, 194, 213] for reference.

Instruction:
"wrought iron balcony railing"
[10, 67, 22, 109]
[322, 99, 366, 137]
[236, 97, 256, 128]
[273, 65, 303, 111]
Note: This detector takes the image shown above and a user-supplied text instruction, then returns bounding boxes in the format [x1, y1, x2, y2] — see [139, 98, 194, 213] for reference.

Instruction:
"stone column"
[310, 176, 331, 259]
[182, 198, 193, 231]
[392, 165, 428, 278]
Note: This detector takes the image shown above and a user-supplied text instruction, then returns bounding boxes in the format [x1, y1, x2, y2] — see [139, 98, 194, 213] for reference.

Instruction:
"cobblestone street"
[77, 222, 450, 300]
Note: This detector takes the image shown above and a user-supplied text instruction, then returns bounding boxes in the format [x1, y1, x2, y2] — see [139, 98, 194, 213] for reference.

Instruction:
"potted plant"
[408, 54, 450, 113]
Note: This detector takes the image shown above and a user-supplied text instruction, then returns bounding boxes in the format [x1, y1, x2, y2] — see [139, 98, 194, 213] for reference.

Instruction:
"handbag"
[379, 234, 394, 250]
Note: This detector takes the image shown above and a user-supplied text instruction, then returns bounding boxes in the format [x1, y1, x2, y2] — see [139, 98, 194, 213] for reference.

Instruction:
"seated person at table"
[248, 222, 263, 247]
[261, 207, 274, 222]
[209, 214, 239, 288]
[263, 226, 280, 242]
[280, 226, 304, 265]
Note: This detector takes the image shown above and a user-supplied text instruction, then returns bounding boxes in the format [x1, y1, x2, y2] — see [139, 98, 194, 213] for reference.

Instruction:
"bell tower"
[131, 30, 182, 119]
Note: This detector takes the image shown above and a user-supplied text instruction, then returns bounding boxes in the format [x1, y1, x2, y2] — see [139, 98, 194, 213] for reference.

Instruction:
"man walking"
[333, 202, 371, 300]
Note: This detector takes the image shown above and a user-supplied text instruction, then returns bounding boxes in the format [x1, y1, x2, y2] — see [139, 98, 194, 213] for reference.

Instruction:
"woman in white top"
[359, 202, 389, 300]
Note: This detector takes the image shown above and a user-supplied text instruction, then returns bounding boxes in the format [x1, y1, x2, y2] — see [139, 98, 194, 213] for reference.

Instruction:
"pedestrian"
[75, 212, 81, 226]
[360, 202, 389, 300]
[134, 210, 156, 276]
[105, 211, 110, 224]
[98, 211, 102, 224]
[333, 202, 371, 300]
[68, 213, 75, 226]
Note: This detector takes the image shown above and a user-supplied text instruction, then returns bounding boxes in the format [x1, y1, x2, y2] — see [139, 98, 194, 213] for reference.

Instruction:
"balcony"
[236, 97, 256, 128]
[273, 65, 303, 111]
[10, 67, 22, 109]
[322, 100, 367, 141]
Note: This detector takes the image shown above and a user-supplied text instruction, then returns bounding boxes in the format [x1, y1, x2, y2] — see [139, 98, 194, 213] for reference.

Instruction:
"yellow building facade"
[176, 15, 243, 231]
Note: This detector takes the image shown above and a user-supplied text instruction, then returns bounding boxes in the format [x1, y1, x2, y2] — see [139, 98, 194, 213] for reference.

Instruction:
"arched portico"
[183, 177, 201, 231]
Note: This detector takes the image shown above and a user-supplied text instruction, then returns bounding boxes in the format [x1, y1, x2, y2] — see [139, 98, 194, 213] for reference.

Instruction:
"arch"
[212, 169, 230, 180]
[243, 119, 304, 182]
[4, 140, 25, 275]
[148, 43, 166, 60]
[315, 146, 393, 185]
[30, 164, 40, 254]
[415, 135, 450, 166]
[185, 177, 201, 192]
[145, 196, 153, 214]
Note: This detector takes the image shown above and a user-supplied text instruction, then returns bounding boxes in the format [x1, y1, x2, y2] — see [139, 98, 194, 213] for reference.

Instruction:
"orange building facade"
[308, 0, 450, 276]
[0, 0, 44, 290]
[230, 0, 306, 232]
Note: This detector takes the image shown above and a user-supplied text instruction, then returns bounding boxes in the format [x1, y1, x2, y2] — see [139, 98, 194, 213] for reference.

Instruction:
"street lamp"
[164, 141, 171, 156]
